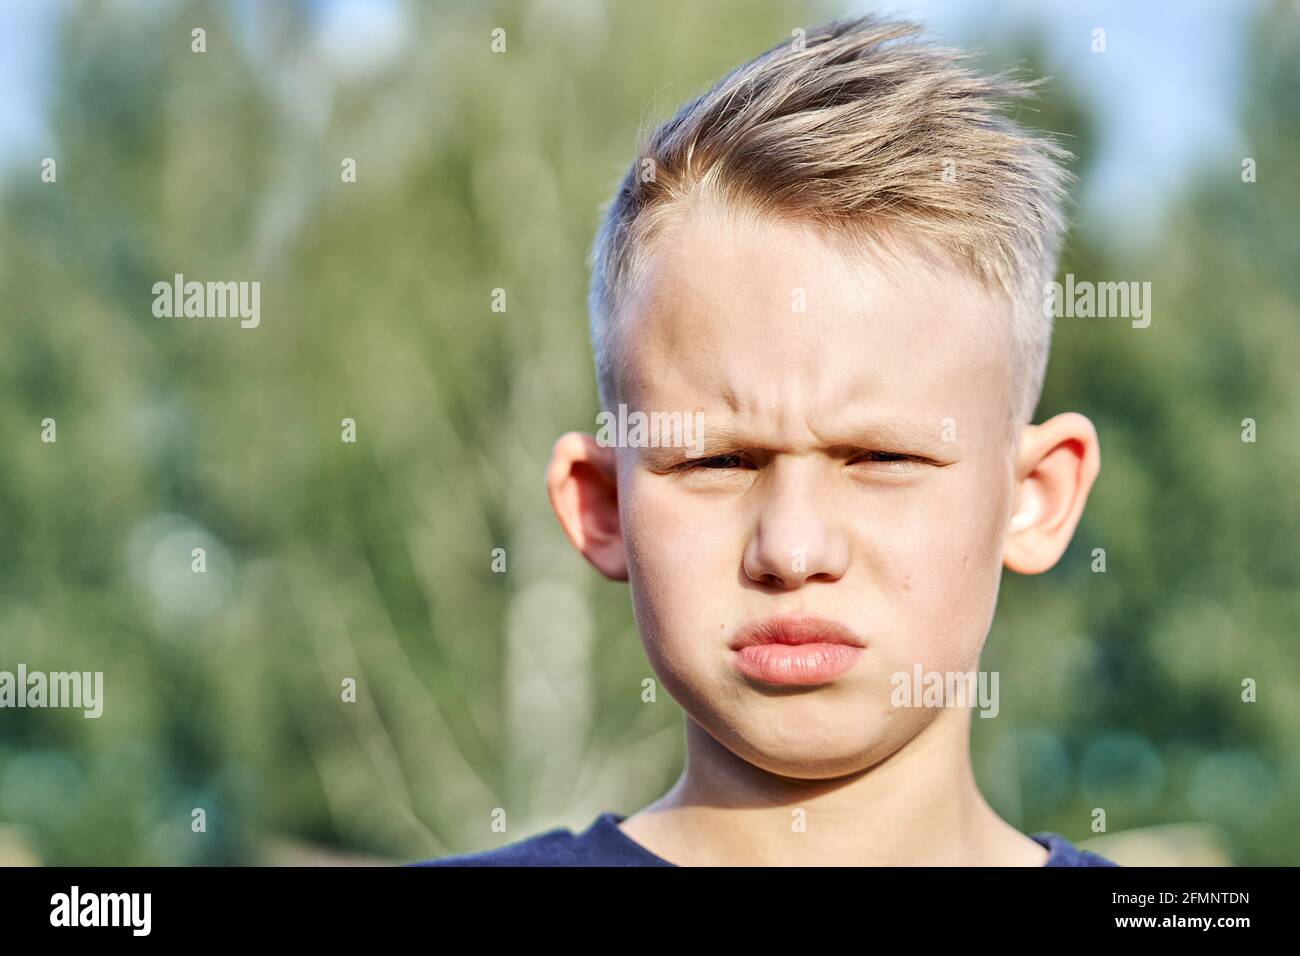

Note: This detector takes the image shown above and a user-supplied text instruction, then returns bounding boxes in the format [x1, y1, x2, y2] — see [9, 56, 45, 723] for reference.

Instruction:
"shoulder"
[1031, 831, 1120, 867]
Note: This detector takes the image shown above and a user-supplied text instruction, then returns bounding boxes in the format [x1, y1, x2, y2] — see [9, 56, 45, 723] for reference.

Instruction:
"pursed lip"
[728, 615, 867, 651]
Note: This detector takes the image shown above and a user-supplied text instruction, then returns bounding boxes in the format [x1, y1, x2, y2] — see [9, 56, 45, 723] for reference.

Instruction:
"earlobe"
[1003, 412, 1101, 575]
[545, 431, 629, 581]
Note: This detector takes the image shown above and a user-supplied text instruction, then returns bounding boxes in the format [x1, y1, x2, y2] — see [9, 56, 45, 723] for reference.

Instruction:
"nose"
[742, 463, 850, 589]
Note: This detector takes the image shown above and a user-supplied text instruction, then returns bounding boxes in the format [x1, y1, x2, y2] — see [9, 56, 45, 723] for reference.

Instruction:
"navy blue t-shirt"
[414, 811, 1118, 866]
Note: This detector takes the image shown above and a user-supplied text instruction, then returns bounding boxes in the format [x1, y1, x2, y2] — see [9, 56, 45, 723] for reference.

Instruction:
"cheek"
[868, 468, 1010, 667]
[623, 476, 711, 588]
[619, 471, 734, 654]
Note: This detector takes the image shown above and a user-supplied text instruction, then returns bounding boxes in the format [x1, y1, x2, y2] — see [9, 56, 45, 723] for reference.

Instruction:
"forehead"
[616, 202, 1014, 446]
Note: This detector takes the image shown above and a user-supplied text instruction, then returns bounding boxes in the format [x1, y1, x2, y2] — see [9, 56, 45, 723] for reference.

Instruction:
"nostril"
[806, 569, 843, 584]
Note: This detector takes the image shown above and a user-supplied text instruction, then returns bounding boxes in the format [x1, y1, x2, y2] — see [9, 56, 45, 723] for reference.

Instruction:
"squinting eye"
[850, 451, 922, 469]
[680, 453, 752, 470]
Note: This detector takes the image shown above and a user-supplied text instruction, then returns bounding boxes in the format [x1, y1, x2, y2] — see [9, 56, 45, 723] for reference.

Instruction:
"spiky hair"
[587, 14, 1072, 425]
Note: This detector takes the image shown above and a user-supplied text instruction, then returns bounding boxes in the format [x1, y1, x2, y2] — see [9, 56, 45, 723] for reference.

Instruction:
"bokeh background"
[0, 0, 1296, 866]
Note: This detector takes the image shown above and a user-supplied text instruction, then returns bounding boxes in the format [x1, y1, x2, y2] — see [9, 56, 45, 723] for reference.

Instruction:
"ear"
[1003, 412, 1101, 575]
[545, 431, 628, 581]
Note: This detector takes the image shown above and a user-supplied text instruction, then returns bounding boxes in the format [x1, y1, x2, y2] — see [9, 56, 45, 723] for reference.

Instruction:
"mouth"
[728, 615, 866, 686]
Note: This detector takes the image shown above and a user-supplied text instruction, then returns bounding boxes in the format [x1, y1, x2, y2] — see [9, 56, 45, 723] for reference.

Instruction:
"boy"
[422, 14, 1113, 866]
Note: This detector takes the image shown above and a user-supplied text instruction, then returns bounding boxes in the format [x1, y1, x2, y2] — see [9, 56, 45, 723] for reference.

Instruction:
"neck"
[620, 708, 1046, 866]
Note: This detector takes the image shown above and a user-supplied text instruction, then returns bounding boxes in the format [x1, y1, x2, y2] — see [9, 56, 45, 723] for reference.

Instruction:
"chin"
[728, 735, 891, 781]
[711, 704, 916, 781]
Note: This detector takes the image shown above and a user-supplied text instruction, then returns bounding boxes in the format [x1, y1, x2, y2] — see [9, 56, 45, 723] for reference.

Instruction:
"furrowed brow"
[634, 425, 749, 468]
[637, 419, 944, 466]
[826, 420, 943, 450]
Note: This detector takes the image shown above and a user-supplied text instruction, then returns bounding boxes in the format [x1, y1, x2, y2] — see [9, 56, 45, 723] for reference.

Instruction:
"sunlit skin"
[547, 198, 1100, 865]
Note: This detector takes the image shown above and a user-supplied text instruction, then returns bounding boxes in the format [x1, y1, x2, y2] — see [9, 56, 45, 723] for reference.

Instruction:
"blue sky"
[0, 0, 1262, 247]
[879, 0, 1260, 244]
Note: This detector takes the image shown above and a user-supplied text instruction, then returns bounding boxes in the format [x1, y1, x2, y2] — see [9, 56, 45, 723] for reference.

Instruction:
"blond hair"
[587, 14, 1072, 425]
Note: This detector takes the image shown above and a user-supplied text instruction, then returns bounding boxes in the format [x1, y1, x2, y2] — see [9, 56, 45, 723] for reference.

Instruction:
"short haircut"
[587, 14, 1072, 427]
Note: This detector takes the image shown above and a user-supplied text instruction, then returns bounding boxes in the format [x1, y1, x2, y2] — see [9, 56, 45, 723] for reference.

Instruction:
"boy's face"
[549, 201, 1098, 780]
